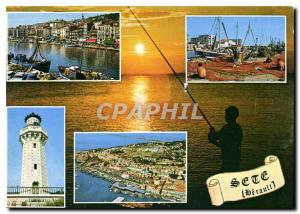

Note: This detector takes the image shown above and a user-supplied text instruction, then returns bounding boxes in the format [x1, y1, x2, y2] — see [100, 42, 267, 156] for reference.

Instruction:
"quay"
[9, 39, 119, 51]
[111, 182, 145, 198]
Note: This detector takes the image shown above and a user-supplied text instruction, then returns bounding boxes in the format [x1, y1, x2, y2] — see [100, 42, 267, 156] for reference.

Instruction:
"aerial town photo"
[7, 107, 65, 207]
[74, 132, 187, 204]
[7, 12, 120, 81]
[186, 16, 286, 82]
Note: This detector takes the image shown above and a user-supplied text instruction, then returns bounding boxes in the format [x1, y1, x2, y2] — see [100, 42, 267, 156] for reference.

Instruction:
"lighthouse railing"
[7, 187, 64, 195]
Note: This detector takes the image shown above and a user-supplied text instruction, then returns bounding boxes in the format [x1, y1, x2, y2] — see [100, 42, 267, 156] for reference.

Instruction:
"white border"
[73, 131, 188, 204]
[6, 106, 66, 208]
[6, 11, 122, 82]
[185, 15, 287, 84]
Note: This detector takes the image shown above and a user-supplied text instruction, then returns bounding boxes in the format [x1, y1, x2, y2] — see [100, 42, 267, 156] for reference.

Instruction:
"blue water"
[75, 171, 167, 203]
[187, 50, 196, 59]
[75, 133, 186, 151]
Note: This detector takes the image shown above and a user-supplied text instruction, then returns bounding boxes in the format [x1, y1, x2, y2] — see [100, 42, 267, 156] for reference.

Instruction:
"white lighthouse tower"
[20, 113, 48, 188]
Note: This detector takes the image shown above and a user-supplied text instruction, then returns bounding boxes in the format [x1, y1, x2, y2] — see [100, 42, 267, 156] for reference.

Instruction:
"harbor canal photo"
[7, 12, 120, 81]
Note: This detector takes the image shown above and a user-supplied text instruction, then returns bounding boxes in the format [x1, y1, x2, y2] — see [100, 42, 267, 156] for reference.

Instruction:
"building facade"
[190, 34, 216, 46]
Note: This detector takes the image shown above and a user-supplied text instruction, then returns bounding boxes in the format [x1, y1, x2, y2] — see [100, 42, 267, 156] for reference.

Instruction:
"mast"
[29, 28, 39, 61]
[209, 17, 217, 50]
[221, 22, 229, 42]
[242, 21, 251, 48]
[236, 21, 239, 46]
[218, 17, 221, 53]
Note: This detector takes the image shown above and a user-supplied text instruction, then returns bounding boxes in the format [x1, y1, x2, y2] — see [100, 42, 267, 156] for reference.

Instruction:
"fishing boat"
[25, 39, 51, 73]
[64, 43, 79, 48]
[58, 65, 109, 80]
[58, 65, 80, 80]
[12, 35, 51, 73]
[190, 17, 260, 62]
[9, 71, 27, 81]
[194, 48, 227, 58]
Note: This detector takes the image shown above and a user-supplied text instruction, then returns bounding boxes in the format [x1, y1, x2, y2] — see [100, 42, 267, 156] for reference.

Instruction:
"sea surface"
[75, 171, 166, 203]
[8, 41, 120, 80]
[6, 74, 294, 208]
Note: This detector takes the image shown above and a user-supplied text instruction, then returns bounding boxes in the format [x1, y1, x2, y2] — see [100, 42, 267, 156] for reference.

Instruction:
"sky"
[75, 132, 187, 151]
[7, 107, 65, 187]
[187, 16, 285, 46]
[8, 12, 106, 27]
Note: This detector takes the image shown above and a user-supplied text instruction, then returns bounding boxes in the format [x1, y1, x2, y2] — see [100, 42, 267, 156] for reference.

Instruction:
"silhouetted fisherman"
[208, 106, 243, 172]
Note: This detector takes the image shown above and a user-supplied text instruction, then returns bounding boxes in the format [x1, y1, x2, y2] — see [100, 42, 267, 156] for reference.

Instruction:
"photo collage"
[6, 6, 294, 209]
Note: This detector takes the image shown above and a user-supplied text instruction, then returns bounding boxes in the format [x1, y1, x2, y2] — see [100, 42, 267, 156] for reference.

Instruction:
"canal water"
[187, 50, 196, 59]
[75, 171, 166, 203]
[8, 41, 120, 80]
[6, 74, 294, 208]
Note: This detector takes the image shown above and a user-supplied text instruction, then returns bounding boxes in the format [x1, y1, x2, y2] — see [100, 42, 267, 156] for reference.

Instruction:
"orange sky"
[7, 6, 294, 75]
[121, 7, 186, 75]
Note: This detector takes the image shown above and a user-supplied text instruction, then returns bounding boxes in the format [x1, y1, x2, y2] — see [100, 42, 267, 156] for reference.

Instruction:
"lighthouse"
[20, 113, 48, 188]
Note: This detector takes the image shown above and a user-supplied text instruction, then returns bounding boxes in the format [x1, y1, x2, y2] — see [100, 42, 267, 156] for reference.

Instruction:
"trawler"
[23, 40, 51, 73]
[11, 34, 51, 73]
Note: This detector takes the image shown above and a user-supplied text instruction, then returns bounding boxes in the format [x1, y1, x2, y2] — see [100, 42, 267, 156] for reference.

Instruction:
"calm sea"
[8, 41, 120, 80]
[6, 74, 294, 208]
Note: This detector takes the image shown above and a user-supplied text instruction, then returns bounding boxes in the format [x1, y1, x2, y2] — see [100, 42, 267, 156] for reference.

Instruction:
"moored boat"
[58, 65, 110, 80]
[11, 34, 51, 73]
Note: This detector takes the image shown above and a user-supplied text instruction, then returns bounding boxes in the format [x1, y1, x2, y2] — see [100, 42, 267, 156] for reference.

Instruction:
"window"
[33, 143, 36, 148]
[34, 164, 37, 170]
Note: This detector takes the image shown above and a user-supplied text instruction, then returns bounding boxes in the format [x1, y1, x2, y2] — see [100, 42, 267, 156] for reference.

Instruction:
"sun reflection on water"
[128, 77, 151, 131]
[132, 77, 148, 104]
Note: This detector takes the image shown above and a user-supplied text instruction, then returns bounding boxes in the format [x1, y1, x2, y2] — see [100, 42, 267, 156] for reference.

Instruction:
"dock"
[111, 182, 145, 198]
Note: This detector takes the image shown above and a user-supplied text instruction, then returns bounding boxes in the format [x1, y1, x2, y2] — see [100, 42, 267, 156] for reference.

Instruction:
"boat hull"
[32, 60, 51, 73]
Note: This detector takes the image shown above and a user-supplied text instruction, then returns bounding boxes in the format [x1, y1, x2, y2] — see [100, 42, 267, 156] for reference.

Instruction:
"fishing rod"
[127, 6, 213, 129]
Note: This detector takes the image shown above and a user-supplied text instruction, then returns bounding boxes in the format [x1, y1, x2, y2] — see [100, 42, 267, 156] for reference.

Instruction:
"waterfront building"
[19, 113, 48, 188]
[96, 22, 119, 45]
[59, 26, 70, 40]
[83, 23, 88, 38]
[88, 28, 98, 41]
[51, 28, 59, 38]
[8, 14, 119, 47]
[190, 34, 216, 47]
[69, 28, 80, 41]
[11, 25, 30, 39]
[42, 27, 51, 39]
[8, 28, 18, 38]
[49, 20, 64, 30]
[94, 21, 103, 30]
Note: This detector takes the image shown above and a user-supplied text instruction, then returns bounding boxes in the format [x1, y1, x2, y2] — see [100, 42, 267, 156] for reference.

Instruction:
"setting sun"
[135, 43, 145, 55]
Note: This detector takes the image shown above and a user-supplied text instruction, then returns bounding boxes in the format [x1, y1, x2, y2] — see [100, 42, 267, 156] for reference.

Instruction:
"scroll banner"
[206, 155, 285, 206]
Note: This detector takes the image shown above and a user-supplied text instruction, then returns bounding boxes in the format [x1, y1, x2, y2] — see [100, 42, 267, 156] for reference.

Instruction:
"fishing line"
[128, 6, 213, 128]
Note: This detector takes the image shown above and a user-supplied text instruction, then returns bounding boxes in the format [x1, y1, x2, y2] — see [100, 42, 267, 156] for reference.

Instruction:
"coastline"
[75, 165, 178, 202]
